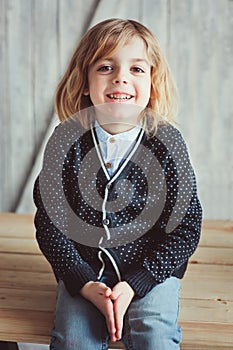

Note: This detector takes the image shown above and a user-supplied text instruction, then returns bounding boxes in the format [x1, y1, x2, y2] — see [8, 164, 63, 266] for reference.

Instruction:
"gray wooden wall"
[0, 0, 232, 220]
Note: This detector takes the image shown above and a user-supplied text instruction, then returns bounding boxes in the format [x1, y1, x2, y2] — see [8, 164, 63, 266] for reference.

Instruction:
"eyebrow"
[131, 58, 149, 63]
[99, 58, 150, 65]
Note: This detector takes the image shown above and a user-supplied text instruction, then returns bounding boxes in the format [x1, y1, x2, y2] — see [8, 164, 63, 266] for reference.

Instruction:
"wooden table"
[0, 213, 233, 349]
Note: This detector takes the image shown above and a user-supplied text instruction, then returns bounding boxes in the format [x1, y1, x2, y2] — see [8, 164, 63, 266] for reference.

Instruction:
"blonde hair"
[55, 18, 178, 136]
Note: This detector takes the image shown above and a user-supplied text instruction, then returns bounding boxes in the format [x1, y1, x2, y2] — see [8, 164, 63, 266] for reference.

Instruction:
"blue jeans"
[50, 277, 182, 350]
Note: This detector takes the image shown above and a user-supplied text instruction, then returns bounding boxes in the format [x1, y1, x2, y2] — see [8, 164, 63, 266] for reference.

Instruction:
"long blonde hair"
[55, 18, 178, 136]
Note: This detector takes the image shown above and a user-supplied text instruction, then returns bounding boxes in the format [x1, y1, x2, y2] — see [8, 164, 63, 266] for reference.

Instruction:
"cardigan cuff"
[61, 263, 98, 296]
[123, 268, 158, 297]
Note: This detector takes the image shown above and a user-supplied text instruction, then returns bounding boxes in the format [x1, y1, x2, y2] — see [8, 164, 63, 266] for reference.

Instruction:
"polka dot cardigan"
[33, 122, 202, 297]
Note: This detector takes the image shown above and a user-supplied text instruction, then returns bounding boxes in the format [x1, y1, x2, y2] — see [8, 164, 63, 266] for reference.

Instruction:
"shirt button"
[109, 137, 116, 143]
[103, 218, 110, 226]
[106, 162, 112, 169]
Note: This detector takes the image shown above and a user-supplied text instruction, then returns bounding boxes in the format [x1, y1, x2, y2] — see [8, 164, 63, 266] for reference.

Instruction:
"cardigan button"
[106, 162, 112, 169]
[103, 218, 110, 226]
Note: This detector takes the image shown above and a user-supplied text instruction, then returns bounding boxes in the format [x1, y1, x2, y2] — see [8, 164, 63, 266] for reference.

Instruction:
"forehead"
[93, 36, 150, 64]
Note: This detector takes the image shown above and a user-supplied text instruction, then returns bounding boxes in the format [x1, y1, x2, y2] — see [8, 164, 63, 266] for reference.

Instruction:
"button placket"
[102, 218, 110, 226]
[101, 183, 111, 240]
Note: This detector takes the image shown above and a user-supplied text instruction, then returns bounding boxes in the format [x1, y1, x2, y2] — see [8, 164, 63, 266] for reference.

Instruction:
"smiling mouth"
[107, 93, 133, 101]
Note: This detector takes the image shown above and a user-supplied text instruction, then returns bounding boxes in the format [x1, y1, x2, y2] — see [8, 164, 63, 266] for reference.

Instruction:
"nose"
[112, 68, 128, 84]
[113, 78, 128, 84]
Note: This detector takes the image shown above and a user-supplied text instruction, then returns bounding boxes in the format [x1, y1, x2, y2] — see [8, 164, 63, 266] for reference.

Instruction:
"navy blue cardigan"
[33, 121, 202, 297]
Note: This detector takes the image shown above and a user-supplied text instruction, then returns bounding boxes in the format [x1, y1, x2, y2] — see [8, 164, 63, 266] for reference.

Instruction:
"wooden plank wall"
[0, 0, 232, 220]
[0, 0, 98, 212]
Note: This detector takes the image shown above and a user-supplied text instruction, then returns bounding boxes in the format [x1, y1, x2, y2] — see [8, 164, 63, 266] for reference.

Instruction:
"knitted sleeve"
[33, 176, 98, 296]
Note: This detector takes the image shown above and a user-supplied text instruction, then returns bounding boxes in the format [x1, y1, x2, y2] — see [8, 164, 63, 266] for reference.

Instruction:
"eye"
[131, 66, 145, 73]
[97, 65, 113, 72]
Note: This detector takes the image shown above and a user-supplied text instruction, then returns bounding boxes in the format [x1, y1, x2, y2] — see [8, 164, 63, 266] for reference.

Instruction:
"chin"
[95, 103, 144, 123]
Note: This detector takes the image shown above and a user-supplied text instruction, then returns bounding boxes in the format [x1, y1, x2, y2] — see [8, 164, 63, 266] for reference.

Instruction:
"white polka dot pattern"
[33, 123, 202, 297]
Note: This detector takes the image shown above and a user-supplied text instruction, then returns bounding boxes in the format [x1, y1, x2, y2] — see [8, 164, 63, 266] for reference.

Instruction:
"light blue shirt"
[95, 121, 141, 176]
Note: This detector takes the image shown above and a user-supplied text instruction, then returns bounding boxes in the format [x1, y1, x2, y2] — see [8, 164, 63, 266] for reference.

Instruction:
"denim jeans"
[50, 277, 182, 350]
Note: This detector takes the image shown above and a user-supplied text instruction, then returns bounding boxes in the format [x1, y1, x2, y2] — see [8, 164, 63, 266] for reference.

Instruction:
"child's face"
[85, 37, 151, 127]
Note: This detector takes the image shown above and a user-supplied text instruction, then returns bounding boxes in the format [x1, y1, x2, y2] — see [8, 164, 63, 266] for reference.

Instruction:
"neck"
[97, 121, 136, 135]
[94, 104, 141, 134]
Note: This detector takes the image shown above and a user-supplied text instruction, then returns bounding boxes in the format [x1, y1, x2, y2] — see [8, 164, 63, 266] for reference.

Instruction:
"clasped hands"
[80, 280, 135, 342]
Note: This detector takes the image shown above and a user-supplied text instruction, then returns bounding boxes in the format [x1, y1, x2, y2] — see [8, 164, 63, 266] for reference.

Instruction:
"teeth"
[108, 94, 132, 100]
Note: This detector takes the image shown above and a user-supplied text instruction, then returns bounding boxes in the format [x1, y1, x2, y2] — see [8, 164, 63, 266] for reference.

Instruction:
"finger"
[113, 299, 124, 340]
[97, 283, 111, 296]
[115, 327, 122, 341]
[115, 316, 123, 340]
[104, 287, 112, 297]
[105, 308, 117, 341]
[110, 286, 122, 300]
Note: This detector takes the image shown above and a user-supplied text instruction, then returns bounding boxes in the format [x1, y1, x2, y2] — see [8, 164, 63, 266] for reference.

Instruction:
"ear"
[83, 87, 89, 96]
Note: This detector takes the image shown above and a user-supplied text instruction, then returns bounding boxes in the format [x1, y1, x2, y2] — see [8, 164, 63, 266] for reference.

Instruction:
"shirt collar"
[94, 120, 141, 143]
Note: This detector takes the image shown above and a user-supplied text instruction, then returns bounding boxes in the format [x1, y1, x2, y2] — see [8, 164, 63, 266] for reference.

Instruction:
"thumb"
[104, 287, 112, 297]
[110, 289, 122, 301]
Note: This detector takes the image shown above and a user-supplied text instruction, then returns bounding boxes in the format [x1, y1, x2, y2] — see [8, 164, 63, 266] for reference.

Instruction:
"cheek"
[140, 78, 151, 102]
[147, 78, 152, 99]
[88, 82, 104, 105]
[89, 79, 102, 94]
